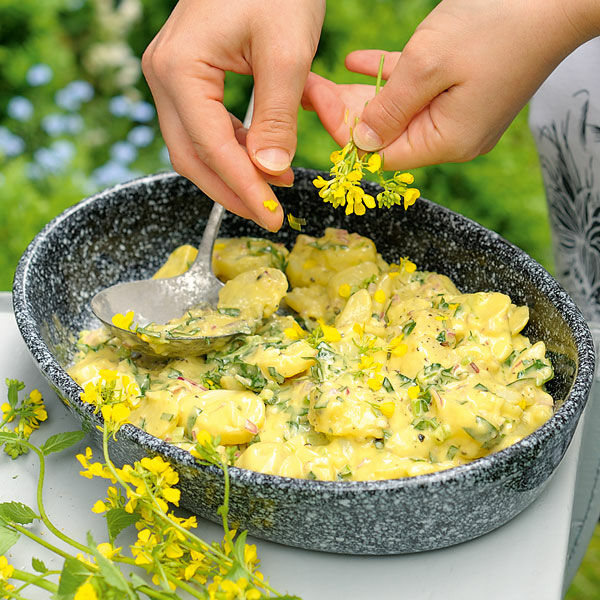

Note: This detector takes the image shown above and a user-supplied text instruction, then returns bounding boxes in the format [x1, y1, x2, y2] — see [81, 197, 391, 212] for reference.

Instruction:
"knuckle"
[274, 45, 312, 72]
[255, 106, 297, 138]
[401, 37, 442, 82]
[373, 94, 410, 133]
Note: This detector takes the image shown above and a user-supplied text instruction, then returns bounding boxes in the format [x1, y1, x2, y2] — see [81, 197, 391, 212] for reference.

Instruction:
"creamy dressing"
[69, 229, 554, 481]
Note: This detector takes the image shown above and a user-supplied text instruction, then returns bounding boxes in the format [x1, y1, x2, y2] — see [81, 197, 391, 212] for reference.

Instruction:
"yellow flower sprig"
[0, 379, 47, 458]
[313, 54, 420, 216]
[0, 375, 294, 600]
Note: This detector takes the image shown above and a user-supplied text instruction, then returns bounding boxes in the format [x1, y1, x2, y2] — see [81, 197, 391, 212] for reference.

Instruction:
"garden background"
[0, 0, 597, 597]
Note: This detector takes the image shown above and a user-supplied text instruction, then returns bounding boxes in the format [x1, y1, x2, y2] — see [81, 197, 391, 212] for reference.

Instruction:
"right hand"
[143, 0, 326, 231]
[303, 0, 600, 170]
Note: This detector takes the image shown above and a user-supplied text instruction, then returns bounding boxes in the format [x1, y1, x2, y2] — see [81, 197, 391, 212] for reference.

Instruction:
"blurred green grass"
[0, 1, 597, 596]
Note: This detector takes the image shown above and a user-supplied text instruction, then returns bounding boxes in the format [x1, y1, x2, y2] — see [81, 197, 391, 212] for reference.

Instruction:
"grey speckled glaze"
[13, 169, 595, 555]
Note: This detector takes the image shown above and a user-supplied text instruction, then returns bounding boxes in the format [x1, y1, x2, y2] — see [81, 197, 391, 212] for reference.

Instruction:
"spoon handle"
[185, 90, 255, 279]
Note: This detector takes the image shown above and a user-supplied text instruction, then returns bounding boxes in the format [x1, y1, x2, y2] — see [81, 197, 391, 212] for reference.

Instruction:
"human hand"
[303, 0, 600, 170]
[143, 0, 325, 231]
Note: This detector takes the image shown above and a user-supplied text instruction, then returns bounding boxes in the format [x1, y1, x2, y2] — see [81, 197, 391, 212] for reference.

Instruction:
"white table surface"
[0, 294, 586, 600]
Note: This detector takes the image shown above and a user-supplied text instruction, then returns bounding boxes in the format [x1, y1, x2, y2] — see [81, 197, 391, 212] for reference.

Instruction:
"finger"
[352, 47, 450, 152]
[230, 113, 294, 187]
[245, 37, 314, 175]
[345, 50, 402, 79]
[372, 84, 493, 170]
[163, 63, 284, 231]
[144, 68, 266, 224]
[302, 73, 378, 146]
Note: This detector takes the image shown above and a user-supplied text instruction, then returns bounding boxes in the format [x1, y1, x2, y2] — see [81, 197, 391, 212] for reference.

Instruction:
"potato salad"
[69, 228, 554, 481]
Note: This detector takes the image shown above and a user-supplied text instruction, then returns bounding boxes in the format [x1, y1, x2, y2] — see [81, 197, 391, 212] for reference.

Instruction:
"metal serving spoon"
[91, 96, 256, 357]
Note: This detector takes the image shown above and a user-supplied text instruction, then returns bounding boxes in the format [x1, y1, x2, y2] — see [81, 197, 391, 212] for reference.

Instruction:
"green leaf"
[86, 532, 135, 597]
[0, 501, 38, 524]
[56, 556, 91, 600]
[32, 557, 48, 573]
[0, 524, 20, 555]
[5, 379, 25, 409]
[105, 508, 140, 544]
[128, 572, 150, 590]
[41, 431, 86, 456]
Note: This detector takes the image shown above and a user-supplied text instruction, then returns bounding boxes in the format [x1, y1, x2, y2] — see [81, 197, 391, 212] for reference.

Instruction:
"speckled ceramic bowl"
[13, 169, 595, 555]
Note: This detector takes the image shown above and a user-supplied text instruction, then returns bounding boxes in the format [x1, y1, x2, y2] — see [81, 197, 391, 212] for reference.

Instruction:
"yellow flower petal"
[363, 194, 376, 209]
[338, 283, 352, 298]
[403, 188, 420, 209]
[111, 311, 134, 330]
[379, 402, 395, 418]
[262, 199, 279, 212]
[395, 172, 414, 184]
[373, 289, 386, 304]
[365, 153, 382, 173]
[391, 342, 408, 357]
[403, 259, 417, 273]
[407, 385, 420, 400]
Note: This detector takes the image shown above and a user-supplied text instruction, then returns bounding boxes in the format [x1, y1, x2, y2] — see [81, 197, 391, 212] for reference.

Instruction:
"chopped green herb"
[402, 319, 416, 337]
[446, 445, 459, 460]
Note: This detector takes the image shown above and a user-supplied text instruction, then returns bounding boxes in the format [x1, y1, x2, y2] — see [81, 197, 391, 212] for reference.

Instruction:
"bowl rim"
[12, 169, 596, 492]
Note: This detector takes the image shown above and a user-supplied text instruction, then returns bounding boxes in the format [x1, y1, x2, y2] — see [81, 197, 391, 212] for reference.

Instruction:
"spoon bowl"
[90, 202, 252, 357]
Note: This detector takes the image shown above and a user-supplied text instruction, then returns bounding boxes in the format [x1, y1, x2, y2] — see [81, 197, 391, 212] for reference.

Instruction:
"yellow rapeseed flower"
[367, 374, 384, 391]
[391, 342, 408, 357]
[74, 581, 98, 600]
[402, 258, 417, 273]
[379, 402, 395, 418]
[262, 199, 278, 212]
[317, 319, 341, 343]
[373, 289, 386, 304]
[111, 310, 134, 330]
[408, 385, 420, 400]
[338, 283, 352, 298]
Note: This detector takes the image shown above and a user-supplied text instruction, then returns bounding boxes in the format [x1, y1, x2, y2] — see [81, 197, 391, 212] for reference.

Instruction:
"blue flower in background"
[55, 80, 94, 111]
[128, 125, 155, 147]
[66, 114, 84, 134]
[7, 97, 34, 122]
[33, 140, 75, 174]
[69, 80, 94, 103]
[52, 140, 75, 162]
[41, 113, 84, 137]
[108, 97, 155, 123]
[0, 127, 25, 157]
[109, 95, 131, 118]
[110, 141, 138, 165]
[130, 101, 155, 123]
[26, 64, 53, 87]
[92, 161, 139, 187]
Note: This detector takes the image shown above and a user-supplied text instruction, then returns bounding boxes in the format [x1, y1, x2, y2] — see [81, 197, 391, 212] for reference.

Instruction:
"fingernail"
[255, 148, 291, 172]
[354, 122, 383, 151]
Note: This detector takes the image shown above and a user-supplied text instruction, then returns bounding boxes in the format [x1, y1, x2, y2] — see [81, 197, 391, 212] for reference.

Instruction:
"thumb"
[352, 49, 447, 152]
[246, 43, 313, 175]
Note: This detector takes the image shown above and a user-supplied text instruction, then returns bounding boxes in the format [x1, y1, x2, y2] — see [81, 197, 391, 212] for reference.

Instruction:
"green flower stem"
[22, 441, 91, 555]
[10, 568, 59, 594]
[165, 571, 205, 599]
[101, 428, 230, 565]
[375, 54, 385, 94]
[9, 522, 83, 565]
[135, 583, 181, 600]
[117, 556, 205, 600]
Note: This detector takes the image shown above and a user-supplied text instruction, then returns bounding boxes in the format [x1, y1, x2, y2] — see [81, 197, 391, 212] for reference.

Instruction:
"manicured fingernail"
[353, 122, 383, 151]
[255, 148, 291, 172]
